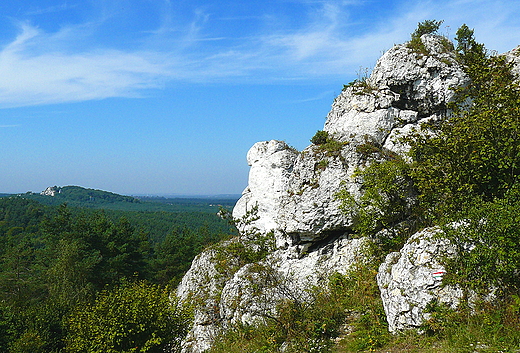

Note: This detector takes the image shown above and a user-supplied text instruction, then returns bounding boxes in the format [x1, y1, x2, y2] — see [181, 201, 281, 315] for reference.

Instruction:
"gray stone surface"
[234, 35, 468, 249]
[377, 228, 462, 333]
[176, 235, 369, 353]
[175, 35, 518, 352]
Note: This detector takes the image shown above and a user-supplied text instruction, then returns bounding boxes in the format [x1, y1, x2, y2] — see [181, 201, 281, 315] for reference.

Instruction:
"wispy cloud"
[0, 23, 174, 108]
[25, 3, 79, 16]
[1, 0, 519, 108]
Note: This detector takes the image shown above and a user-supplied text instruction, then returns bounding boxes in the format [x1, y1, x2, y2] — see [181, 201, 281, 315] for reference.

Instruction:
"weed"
[315, 159, 329, 172]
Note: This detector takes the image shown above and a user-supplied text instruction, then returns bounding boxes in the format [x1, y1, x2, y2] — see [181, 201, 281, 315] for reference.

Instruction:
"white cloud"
[1, 0, 519, 108]
[0, 24, 174, 108]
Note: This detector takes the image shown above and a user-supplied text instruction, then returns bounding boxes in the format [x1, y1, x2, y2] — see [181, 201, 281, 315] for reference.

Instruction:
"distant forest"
[0, 187, 239, 351]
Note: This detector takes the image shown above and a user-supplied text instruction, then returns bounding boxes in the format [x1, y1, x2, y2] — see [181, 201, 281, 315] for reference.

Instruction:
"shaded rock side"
[219, 236, 369, 327]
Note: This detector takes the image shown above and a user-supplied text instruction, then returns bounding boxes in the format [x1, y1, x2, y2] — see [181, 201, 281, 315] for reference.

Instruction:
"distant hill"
[1, 185, 239, 213]
[14, 185, 140, 208]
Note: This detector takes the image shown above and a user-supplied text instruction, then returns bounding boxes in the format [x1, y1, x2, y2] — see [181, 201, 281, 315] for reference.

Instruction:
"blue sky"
[1, 0, 519, 195]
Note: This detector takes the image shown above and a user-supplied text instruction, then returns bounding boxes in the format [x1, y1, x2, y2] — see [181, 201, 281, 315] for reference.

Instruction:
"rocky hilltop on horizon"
[176, 29, 520, 353]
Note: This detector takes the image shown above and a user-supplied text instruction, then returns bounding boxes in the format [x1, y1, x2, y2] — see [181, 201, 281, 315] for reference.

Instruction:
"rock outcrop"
[233, 34, 467, 250]
[178, 235, 369, 352]
[41, 186, 60, 196]
[377, 228, 461, 333]
[505, 45, 520, 77]
[176, 34, 474, 352]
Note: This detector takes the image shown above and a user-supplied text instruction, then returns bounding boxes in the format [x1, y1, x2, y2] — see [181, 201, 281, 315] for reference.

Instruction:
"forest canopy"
[0, 193, 235, 352]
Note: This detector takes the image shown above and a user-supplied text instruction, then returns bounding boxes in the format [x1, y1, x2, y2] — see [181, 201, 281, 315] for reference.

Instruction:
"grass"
[207, 253, 520, 353]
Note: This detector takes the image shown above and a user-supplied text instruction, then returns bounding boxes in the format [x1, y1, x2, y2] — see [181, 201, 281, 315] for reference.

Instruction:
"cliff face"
[232, 34, 466, 250]
[176, 34, 471, 352]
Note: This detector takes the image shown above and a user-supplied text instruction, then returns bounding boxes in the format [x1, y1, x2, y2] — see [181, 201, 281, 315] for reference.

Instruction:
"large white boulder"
[377, 228, 462, 333]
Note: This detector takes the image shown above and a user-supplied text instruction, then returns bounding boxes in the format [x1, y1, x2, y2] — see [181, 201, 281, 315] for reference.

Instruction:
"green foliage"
[320, 139, 346, 157]
[0, 196, 232, 351]
[408, 40, 520, 221]
[336, 157, 416, 239]
[149, 228, 206, 286]
[21, 186, 140, 208]
[416, 298, 520, 351]
[210, 258, 389, 353]
[311, 130, 329, 145]
[41, 205, 152, 291]
[310, 131, 346, 156]
[66, 280, 192, 353]
[408, 20, 443, 55]
[212, 206, 275, 276]
[354, 136, 399, 162]
[355, 141, 382, 159]
[412, 20, 443, 39]
[454, 24, 486, 66]
[343, 67, 378, 96]
[315, 159, 329, 171]
[441, 186, 520, 293]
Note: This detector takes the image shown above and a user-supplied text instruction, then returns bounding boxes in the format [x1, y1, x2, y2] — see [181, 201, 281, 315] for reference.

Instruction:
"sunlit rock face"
[377, 228, 462, 333]
[504, 45, 520, 77]
[177, 236, 370, 353]
[177, 34, 475, 352]
[233, 34, 468, 249]
[232, 139, 357, 250]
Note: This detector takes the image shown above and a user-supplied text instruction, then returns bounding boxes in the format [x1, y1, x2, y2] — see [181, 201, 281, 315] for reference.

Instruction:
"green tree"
[42, 207, 151, 292]
[150, 228, 201, 285]
[66, 281, 192, 353]
[0, 232, 44, 307]
[408, 39, 520, 219]
[336, 157, 415, 238]
[454, 24, 486, 66]
[310, 130, 329, 145]
[408, 20, 444, 54]
[442, 186, 520, 292]
[411, 19, 443, 39]
[402, 25, 520, 293]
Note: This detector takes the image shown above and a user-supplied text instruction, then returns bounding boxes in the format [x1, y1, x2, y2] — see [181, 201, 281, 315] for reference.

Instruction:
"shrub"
[407, 43, 520, 221]
[66, 281, 192, 353]
[209, 261, 389, 353]
[336, 157, 416, 239]
[411, 20, 443, 39]
[315, 159, 329, 171]
[408, 20, 444, 55]
[311, 130, 329, 145]
[343, 67, 378, 96]
[441, 186, 520, 293]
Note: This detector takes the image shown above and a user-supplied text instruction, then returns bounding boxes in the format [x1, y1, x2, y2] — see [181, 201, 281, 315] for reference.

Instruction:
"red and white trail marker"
[432, 270, 445, 280]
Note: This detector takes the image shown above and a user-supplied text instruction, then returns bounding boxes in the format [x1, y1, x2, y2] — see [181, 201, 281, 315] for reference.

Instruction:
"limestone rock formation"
[41, 186, 60, 196]
[177, 34, 473, 352]
[176, 247, 231, 353]
[177, 235, 369, 353]
[232, 139, 357, 250]
[505, 45, 520, 77]
[233, 34, 467, 250]
[377, 228, 461, 333]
